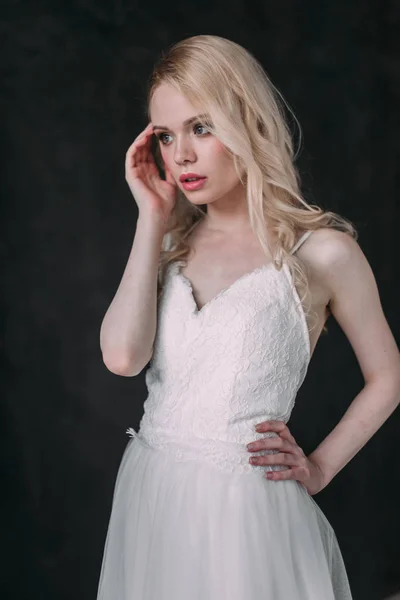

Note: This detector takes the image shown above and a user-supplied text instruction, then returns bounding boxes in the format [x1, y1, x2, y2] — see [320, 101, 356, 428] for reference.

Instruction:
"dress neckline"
[173, 260, 311, 364]
[170, 230, 314, 316]
[175, 260, 275, 315]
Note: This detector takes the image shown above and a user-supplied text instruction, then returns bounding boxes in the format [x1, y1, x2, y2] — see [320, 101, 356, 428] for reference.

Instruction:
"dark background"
[1, 2, 399, 599]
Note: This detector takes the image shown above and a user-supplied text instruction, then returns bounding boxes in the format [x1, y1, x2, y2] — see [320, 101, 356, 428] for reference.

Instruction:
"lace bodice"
[128, 231, 312, 477]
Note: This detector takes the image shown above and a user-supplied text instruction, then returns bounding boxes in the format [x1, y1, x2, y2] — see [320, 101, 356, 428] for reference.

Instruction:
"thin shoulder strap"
[289, 230, 313, 255]
[162, 232, 173, 252]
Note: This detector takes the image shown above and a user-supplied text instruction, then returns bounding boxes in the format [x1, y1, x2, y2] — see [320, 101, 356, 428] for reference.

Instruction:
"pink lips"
[181, 177, 207, 191]
[179, 172, 205, 182]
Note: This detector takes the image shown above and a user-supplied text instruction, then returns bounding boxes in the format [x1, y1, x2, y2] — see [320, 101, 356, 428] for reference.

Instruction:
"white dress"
[96, 230, 353, 600]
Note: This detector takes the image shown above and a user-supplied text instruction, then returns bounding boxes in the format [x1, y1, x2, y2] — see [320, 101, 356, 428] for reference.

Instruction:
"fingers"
[255, 420, 297, 445]
[125, 123, 155, 171]
[251, 421, 309, 483]
[250, 450, 303, 467]
[277, 428, 297, 447]
[265, 468, 295, 481]
[248, 436, 300, 455]
[134, 122, 153, 143]
[126, 124, 153, 156]
[255, 420, 285, 434]
[164, 165, 176, 186]
[266, 465, 309, 483]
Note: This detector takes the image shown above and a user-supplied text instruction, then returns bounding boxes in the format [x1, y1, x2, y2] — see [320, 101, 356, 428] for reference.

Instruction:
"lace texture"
[130, 240, 311, 478]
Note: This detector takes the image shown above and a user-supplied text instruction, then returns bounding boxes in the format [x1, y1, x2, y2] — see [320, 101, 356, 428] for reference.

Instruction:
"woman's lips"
[181, 177, 207, 191]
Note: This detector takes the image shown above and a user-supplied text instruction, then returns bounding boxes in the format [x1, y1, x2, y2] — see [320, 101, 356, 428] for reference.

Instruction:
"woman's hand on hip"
[247, 420, 328, 496]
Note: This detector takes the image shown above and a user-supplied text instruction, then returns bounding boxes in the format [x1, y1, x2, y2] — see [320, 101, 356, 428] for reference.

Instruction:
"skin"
[148, 84, 400, 496]
[150, 83, 250, 233]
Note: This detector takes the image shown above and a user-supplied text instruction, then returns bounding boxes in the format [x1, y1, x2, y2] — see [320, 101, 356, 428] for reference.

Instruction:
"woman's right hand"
[125, 122, 178, 224]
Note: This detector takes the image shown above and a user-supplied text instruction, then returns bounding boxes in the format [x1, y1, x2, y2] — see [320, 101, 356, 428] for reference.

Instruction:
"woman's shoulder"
[296, 227, 368, 308]
[298, 227, 361, 271]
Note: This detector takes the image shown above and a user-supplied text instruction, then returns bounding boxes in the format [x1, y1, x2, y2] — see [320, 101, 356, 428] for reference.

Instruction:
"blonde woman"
[97, 35, 400, 599]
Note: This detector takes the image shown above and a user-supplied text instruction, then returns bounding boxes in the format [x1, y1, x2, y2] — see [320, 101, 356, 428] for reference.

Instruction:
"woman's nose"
[173, 140, 196, 165]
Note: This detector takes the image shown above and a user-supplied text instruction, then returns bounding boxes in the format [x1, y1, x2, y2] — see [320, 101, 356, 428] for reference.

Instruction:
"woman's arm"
[100, 215, 166, 376]
[248, 229, 399, 493]
[306, 229, 400, 486]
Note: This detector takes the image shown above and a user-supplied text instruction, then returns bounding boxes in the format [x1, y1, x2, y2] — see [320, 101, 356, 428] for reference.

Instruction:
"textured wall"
[1, 2, 399, 599]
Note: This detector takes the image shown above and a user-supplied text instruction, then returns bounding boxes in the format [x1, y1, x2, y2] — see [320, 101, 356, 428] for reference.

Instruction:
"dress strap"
[289, 230, 313, 255]
[162, 232, 173, 252]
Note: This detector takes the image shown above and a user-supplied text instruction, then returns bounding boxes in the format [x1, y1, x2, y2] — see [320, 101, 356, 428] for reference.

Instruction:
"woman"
[97, 35, 400, 599]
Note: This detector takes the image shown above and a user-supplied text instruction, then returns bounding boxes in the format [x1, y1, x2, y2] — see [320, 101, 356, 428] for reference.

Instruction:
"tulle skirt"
[96, 434, 352, 600]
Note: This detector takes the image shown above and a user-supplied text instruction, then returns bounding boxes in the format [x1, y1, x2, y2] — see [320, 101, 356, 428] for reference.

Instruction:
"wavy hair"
[145, 35, 356, 331]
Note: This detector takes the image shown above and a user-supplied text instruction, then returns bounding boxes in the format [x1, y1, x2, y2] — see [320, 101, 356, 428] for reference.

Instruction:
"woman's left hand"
[247, 420, 328, 496]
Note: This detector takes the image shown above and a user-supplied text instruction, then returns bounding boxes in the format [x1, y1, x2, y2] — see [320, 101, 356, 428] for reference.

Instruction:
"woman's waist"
[127, 424, 288, 476]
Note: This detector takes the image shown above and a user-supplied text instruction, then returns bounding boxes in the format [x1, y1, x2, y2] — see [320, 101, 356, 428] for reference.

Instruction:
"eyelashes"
[156, 122, 213, 145]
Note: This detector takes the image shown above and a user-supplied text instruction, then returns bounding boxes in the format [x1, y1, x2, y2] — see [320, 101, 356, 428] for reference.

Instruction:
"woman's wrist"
[307, 451, 336, 489]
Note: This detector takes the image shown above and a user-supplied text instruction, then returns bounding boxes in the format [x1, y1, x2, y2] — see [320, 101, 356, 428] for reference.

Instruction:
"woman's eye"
[158, 133, 171, 145]
[194, 123, 209, 135]
[158, 123, 211, 145]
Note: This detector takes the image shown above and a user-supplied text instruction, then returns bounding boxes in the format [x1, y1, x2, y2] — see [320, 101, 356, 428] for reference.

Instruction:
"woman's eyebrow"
[153, 114, 209, 132]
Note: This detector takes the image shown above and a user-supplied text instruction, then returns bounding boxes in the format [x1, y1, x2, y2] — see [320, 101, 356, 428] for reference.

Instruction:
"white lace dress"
[96, 231, 353, 600]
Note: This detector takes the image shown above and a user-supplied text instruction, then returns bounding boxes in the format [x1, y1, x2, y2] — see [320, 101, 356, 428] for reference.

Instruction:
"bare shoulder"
[295, 227, 375, 310]
[298, 228, 400, 383]
[300, 227, 359, 265]
[298, 228, 364, 279]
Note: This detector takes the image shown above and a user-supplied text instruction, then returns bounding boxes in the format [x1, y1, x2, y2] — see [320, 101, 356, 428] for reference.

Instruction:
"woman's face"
[149, 83, 245, 207]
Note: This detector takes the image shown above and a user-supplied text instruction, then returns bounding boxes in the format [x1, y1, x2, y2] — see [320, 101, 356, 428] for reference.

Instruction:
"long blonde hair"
[146, 35, 356, 327]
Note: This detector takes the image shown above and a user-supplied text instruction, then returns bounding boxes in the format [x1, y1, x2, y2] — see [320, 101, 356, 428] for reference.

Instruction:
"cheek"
[211, 140, 238, 173]
[210, 139, 235, 167]
[211, 139, 228, 157]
